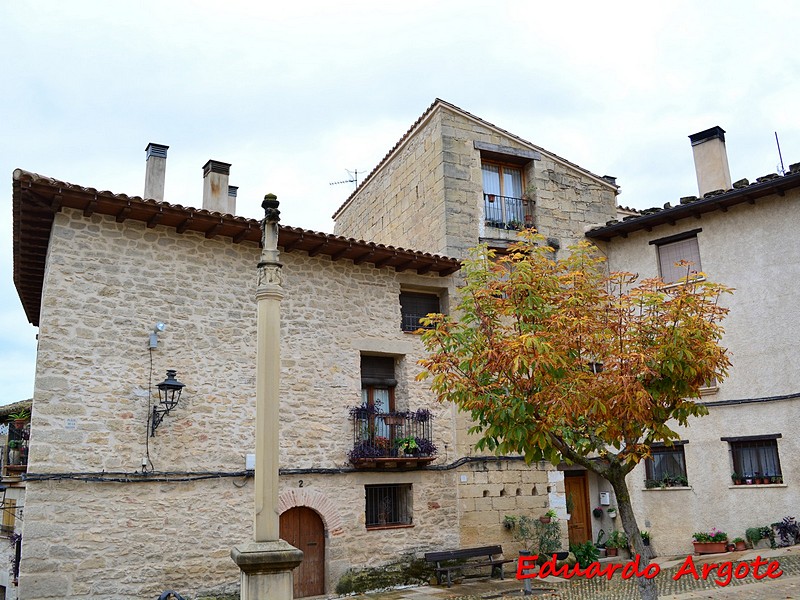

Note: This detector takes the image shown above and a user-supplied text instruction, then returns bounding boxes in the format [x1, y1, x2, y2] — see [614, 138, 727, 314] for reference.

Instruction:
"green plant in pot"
[395, 436, 418, 456]
[8, 410, 30, 422]
[605, 530, 628, 557]
[510, 516, 563, 563]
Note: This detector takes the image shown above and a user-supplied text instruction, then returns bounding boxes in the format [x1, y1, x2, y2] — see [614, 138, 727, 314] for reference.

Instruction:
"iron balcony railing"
[349, 409, 436, 463]
[484, 193, 534, 230]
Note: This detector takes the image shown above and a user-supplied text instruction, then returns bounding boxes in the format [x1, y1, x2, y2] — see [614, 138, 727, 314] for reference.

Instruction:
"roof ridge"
[331, 99, 618, 220]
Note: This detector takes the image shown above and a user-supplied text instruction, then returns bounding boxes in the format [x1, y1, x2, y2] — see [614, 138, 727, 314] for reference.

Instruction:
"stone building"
[587, 127, 800, 554]
[333, 98, 619, 260]
[333, 103, 800, 556]
[10, 139, 565, 598]
[333, 99, 620, 551]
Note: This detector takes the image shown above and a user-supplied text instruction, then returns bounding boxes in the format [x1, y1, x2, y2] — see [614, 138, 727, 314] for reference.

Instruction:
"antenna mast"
[775, 132, 786, 175]
[329, 168, 360, 189]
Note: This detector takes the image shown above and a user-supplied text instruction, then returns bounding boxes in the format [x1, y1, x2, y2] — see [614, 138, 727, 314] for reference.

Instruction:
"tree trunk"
[606, 470, 659, 600]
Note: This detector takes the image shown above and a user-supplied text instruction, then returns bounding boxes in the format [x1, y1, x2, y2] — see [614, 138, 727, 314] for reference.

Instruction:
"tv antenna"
[329, 168, 361, 189]
[775, 132, 786, 175]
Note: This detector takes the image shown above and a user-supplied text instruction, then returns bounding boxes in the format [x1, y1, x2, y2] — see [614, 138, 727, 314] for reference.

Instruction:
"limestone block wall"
[437, 108, 617, 258]
[22, 209, 464, 598]
[457, 459, 557, 551]
[334, 105, 618, 261]
[597, 190, 800, 555]
[332, 112, 447, 256]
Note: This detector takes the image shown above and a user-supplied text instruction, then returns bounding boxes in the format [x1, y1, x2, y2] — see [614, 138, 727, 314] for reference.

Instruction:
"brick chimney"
[689, 126, 732, 197]
[144, 143, 169, 201]
[202, 160, 232, 214]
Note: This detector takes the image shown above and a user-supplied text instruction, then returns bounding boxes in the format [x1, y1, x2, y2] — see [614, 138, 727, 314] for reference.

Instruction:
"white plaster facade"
[590, 185, 800, 555]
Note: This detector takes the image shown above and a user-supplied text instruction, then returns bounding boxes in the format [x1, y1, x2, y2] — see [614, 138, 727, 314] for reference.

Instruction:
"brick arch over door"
[278, 488, 345, 536]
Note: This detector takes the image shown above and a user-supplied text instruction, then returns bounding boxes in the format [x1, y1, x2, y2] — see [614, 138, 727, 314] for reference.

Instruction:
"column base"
[231, 540, 303, 600]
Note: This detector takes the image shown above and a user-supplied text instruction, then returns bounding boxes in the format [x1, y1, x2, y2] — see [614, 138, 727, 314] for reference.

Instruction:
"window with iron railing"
[399, 292, 440, 332]
[482, 162, 533, 230]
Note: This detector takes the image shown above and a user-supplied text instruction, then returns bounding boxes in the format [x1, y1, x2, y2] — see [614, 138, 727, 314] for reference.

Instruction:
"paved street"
[344, 545, 800, 600]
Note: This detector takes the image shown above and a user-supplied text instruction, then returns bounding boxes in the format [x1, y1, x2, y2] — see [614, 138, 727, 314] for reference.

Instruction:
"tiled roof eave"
[12, 169, 461, 327]
[586, 170, 800, 241]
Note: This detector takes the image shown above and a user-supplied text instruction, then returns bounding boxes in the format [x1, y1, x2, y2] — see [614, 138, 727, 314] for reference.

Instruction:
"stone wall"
[333, 104, 618, 261]
[597, 189, 800, 555]
[332, 112, 447, 256]
[23, 209, 470, 598]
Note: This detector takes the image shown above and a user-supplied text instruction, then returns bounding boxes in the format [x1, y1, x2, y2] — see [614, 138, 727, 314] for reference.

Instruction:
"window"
[725, 436, 783, 481]
[365, 484, 412, 528]
[399, 292, 440, 332]
[0, 499, 15, 535]
[651, 229, 702, 284]
[482, 162, 532, 230]
[645, 443, 688, 487]
[361, 355, 396, 412]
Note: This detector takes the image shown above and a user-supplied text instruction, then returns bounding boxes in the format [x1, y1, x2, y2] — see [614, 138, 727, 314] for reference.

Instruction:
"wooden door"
[564, 471, 590, 546]
[280, 507, 325, 597]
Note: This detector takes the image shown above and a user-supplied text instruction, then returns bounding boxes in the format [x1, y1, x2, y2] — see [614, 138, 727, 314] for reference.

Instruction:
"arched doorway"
[280, 506, 325, 597]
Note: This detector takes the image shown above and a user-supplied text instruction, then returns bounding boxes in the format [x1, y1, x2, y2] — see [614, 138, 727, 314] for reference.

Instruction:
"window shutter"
[360, 356, 396, 387]
[658, 237, 701, 283]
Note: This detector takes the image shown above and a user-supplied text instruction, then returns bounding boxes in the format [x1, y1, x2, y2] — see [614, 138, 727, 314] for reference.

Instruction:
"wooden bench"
[424, 545, 515, 587]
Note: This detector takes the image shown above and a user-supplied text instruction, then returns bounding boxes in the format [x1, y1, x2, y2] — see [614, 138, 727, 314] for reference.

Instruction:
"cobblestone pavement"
[344, 546, 800, 600]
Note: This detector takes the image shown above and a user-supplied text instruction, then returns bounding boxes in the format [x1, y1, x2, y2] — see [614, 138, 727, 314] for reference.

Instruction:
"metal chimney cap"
[145, 143, 169, 159]
[202, 160, 231, 176]
[689, 126, 726, 146]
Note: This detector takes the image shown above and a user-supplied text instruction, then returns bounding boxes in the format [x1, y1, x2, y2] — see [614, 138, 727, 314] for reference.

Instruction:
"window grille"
[365, 484, 412, 527]
[399, 292, 440, 332]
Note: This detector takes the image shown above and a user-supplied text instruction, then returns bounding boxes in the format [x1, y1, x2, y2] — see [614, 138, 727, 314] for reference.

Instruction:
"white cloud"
[1, 0, 799, 400]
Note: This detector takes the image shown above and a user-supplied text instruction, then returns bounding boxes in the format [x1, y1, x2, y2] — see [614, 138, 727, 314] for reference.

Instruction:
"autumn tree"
[418, 231, 731, 600]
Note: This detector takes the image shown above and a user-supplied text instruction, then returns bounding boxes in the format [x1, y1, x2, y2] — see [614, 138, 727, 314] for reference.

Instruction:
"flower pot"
[606, 547, 618, 557]
[382, 415, 404, 426]
[693, 541, 728, 555]
[735, 541, 747, 551]
[539, 516, 551, 524]
[607, 510, 617, 519]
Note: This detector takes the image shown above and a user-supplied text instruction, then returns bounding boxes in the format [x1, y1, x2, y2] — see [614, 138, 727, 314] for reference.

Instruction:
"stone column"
[231, 194, 302, 599]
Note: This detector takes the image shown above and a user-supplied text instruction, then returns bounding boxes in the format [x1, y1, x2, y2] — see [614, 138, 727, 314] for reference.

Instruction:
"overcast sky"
[2, 1, 799, 403]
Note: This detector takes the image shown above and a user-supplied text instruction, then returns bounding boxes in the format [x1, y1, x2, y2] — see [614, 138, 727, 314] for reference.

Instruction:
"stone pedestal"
[231, 541, 303, 600]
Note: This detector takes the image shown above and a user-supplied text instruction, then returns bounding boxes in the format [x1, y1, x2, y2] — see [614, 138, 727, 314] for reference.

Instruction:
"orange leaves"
[419, 232, 732, 472]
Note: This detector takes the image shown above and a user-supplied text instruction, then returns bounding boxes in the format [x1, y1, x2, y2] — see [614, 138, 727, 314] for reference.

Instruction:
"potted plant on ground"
[640, 531, 651, 547]
[692, 528, 728, 554]
[774, 516, 799, 547]
[732, 537, 747, 551]
[511, 515, 565, 564]
[605, 530, 627, 557]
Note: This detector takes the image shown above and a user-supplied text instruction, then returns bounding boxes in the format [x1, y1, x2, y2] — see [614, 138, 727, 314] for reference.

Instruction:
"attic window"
[651, 230, 703, 284]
